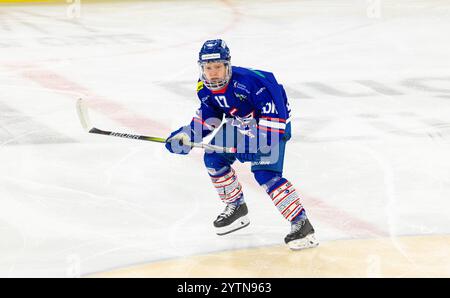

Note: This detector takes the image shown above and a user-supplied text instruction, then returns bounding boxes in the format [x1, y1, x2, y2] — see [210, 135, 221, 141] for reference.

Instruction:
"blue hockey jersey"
[189, 66, 292, 146]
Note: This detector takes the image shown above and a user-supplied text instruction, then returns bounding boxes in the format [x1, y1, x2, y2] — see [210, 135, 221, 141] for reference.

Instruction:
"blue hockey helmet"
[198, 39, 232, 91]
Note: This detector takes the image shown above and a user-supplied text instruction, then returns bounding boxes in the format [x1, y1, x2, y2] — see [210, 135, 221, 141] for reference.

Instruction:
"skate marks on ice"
[88, 234, 450, 278]
[294, 112, 450, 144]
[6, 62, 168, 136]
[0, 101, 74, 145]
[0, 1, 241, 57]
[158, 76, 450, 143]
[0, 8, 153, 50]
[158, 77, 450, 101]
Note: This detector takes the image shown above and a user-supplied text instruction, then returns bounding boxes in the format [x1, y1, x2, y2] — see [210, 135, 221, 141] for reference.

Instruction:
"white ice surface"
[0, 0, 450, 277]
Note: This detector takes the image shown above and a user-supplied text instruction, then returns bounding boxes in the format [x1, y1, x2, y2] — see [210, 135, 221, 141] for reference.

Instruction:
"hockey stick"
[76, 98, 236, 153]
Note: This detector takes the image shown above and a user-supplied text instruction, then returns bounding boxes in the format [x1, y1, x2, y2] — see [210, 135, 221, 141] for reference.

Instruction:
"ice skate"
[284, 217, 319, 250]
[214, 202, 250, 235]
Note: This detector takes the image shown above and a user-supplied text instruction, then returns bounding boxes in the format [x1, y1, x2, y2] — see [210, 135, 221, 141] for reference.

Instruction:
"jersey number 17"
[215, 95, 230, 108]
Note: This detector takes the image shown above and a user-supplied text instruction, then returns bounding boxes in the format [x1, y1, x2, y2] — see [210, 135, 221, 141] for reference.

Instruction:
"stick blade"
[76, 98, 92, 132]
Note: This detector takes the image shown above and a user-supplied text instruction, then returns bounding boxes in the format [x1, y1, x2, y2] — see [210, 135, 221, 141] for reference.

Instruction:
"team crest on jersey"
[233, 111, 255, 126]
[231, 111, 256, 138]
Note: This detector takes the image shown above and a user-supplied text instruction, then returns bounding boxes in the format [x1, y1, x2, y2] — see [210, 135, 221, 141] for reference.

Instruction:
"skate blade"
[215, 216, 250, 236]
[287, 233, 319, 251]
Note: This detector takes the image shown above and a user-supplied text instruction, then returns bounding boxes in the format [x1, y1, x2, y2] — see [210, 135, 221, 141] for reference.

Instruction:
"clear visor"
[198, 60, 232, 91]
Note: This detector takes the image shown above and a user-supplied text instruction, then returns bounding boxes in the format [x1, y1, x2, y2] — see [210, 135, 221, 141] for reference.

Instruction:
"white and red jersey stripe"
[257, 116, 290, 134]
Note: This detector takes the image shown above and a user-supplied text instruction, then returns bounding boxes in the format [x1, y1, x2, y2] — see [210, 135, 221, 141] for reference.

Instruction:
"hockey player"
[165, 39, 318, 250]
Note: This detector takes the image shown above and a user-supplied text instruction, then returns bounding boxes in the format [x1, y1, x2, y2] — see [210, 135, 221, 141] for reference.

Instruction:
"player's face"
[203, 62, 226, 82]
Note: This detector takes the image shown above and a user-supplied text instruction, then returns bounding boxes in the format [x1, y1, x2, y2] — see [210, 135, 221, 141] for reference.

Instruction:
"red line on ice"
[9, 63, 167, 136]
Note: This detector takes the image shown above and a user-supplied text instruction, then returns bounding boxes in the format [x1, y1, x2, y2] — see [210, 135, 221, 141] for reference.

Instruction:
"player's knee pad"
[204, 152, 231, 176]
[253, 170, 283, 191]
